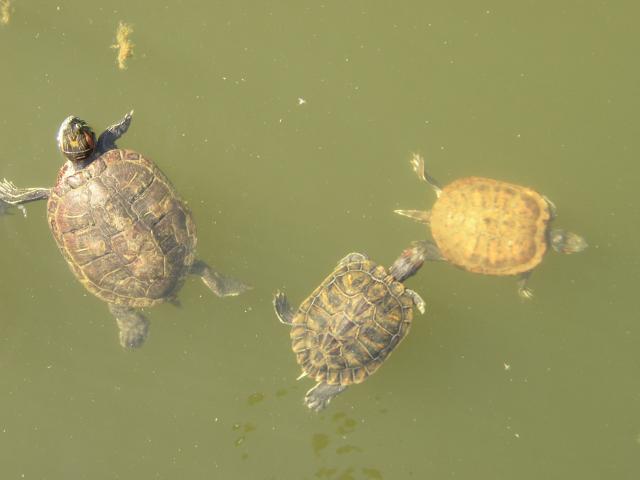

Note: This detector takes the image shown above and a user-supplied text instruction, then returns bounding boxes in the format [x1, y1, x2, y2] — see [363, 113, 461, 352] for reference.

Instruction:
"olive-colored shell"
[290, 258, 413, 387]
[430, 176, 551, 275]
[47, 149, 196, 308]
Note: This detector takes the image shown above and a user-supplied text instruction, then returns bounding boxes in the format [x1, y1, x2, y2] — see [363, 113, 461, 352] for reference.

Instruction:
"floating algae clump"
[111, 21, 134, 70]
[1, 0, 11, 26]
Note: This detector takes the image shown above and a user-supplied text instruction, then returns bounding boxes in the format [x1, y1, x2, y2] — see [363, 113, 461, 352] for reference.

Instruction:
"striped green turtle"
[273, 242, 433, 411]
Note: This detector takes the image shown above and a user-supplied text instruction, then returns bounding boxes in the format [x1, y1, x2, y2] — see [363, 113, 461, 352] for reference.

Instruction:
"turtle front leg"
[108, 304, 150, 349]
[304, 382, 347, 412]
[410, 153, 442, 196]
[273, 291, 295, 325]
[517, 271, 534, 300]
[96, 110, 134, 152]
[0, 179, 50, 214]
[190, 259, 251, 297]
[405, 289, 426, 314]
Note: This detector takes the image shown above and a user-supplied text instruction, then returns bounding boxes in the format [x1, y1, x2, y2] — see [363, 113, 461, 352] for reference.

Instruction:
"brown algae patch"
[1, 0, 11, 25]
[111, 21, 134, 70]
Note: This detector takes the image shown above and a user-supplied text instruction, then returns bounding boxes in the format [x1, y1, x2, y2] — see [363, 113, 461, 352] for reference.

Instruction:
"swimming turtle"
[273, 242, 433, 411]
[395, 154, 588, 298]
[0, 111, 250, 348]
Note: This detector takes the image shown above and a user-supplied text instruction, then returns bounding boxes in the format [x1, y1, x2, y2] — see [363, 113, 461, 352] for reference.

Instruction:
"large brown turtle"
[0, 111, 250, 348]
[273, 242, 433, 411]
[395, 154, 588, 298]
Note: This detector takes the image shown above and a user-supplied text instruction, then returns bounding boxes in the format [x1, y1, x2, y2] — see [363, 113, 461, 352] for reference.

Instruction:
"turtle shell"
[430, 176, 551, 276]
[290, 257, 414, 387]
[47, 148, 197, 308]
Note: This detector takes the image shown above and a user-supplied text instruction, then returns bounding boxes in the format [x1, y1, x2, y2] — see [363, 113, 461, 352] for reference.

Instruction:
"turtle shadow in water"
[227, 388, 385, 478]
[232, 421, 257, 461]
[0, 199, 26, 217]
[310, 411, 384, 480]
[230, 387, 293, 461]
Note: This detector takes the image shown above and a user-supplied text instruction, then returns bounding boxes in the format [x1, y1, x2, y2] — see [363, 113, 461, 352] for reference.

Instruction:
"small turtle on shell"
[0, 111, 250, 348]
[395, 154, 588, 298]
[273, 242, 433, 411]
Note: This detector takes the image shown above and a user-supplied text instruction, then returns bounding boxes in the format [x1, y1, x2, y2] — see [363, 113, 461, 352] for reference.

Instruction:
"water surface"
[1, 2, 639, 479]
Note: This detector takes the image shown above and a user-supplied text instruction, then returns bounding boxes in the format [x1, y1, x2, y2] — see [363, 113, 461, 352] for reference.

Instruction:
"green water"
[1, 1, 639, 479]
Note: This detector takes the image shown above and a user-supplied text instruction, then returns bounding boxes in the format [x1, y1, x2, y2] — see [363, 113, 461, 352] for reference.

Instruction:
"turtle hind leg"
[108, 304, 150, 349]
[394, 209, 431, 225]
[273, 291, 295, 325]
[517, 271, 534, 300]
[304, 382, 347, 412]
[190, 259, 251, 297]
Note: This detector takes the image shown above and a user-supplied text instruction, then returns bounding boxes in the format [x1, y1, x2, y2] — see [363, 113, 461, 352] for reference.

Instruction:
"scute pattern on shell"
[290, 258, 413, 387]
[47, 149, 197, 308]
[430, 176, 551, 275]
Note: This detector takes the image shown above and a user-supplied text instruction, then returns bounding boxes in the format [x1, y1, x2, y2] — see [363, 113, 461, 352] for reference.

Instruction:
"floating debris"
[111, 21, 134, 70]
[0, 0, 11, 26]
[247, 392, 265, 406]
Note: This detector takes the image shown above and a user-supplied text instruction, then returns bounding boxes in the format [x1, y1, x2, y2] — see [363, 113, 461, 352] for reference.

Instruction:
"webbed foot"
[517, 272, 534, 300]
[96, 110, 134, 152]
[273, 291, 295, 325]
[405, 289, 426, 314]
[410, 153, 442, 195]
[518, 286, 534, 300]
[108, 304, 150, 349]
[191, 259, 251, 297]
[304, 383, 347, 412]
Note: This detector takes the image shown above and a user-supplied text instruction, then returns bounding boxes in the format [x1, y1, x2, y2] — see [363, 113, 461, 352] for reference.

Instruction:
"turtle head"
[550, 229, 588, 254]
[389, 240, 440, 282]
[56, 116, 96, 163]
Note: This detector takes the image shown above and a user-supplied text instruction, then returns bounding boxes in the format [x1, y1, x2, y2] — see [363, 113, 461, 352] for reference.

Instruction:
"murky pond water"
[1, 1, 639, 479]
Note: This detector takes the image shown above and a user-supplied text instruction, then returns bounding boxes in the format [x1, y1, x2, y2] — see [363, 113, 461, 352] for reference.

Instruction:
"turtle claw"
[273, 291, 295, 325]
[517, 272, 534, 300]
[405, 289, 426, 314]
[518, 286, 534, 300]
[410, 153, 427, 182]
[0, 178, 18, 198]
[0, 179, 50, 206]
[409, 153, 442, 195]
